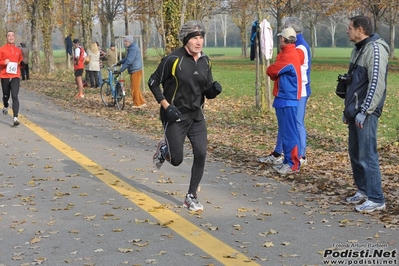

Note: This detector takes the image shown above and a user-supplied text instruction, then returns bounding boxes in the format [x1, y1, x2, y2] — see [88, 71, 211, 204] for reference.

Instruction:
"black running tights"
[163, 119, 207, 195]
[1, 78, 20, 117]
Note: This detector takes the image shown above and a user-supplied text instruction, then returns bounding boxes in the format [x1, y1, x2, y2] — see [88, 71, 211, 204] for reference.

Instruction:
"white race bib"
[6, 62, 18, 74]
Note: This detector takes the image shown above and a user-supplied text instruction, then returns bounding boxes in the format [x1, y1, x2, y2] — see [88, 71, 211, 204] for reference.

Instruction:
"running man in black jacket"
[148, 20, 222, 212]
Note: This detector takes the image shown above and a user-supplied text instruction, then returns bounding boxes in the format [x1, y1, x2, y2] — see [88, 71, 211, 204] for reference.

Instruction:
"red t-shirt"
[0, 44, 23, 78]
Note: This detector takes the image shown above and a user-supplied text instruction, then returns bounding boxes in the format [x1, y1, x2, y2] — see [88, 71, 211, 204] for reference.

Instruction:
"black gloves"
[204, 81, 222, 99]
[113, 71, 121, 75]
[165, 105, 181, 122]
[116, 61, 122, 66]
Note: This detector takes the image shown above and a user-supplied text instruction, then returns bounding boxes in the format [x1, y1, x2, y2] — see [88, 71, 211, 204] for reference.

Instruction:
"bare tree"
[101, 0, 123, 46]
[360, 0, 388, 33]
[216, 13, 233, 47]
[319, 15, 348, 47]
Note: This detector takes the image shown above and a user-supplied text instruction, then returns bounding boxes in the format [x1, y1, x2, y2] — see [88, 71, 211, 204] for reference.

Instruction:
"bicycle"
[100, 64, 125, 110]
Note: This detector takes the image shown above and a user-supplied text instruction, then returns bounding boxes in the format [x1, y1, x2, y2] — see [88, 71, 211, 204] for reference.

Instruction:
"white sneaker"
[275, 164, 297, 175]
[13, 117, 20, 126]
[272, 163, 284, 170]
[183, 193, 203, 212]
[258, 154, 283, 165]
[355, 200, 386, 213]
[346, 191, 368, 204]
[300, 157, 308, 166]
[2, 107, 8, 115]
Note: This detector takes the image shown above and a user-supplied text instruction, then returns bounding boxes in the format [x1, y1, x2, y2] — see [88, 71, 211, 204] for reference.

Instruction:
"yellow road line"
[19, 115, 260, 266]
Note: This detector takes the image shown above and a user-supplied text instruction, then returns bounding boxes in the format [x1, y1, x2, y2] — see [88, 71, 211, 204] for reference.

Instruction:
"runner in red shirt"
[0, 30, 23, 126]
[72, 39, 86, 98]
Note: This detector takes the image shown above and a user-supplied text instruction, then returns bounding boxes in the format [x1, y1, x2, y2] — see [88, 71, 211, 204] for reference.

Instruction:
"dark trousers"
[21, 63, 29, 80]
[88, 71, 99, 88]
[163, 119, 207, 195]
[1, 78, 20, 117]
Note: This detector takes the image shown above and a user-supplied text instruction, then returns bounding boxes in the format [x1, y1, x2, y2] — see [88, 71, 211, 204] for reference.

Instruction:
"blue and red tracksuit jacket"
[267, 43, 302, 108]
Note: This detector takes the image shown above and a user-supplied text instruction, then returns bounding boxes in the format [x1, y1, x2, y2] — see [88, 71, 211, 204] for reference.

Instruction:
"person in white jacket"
[87, 42, 100, 88]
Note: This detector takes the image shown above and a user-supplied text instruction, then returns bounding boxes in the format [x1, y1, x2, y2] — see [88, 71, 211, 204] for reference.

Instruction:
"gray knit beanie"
[179, 20, 205, 46]
[124, 35, 134, 43]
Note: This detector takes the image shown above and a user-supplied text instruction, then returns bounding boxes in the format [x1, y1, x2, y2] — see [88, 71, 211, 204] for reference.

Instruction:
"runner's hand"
[165, 105, 181, 122]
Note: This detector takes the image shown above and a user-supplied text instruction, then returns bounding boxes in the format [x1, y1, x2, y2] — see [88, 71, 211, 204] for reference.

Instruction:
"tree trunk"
[99, 0, 108, 49]
[124, 0, 129, 35]
[41, 0, 54, 74]
[31, 2, 41, 73]
[0, 1, 6, 44]
[310, 24, 315, 58]
[180, 0, 187, 28]
[81, 0, 92, 48]
[62, 0, 72, 70]
[141, 17, 150, 59]
[238, 13, 247, 58]
[276, 9, 282, 52]
[389, 23, 395, 60]
[214, 20, 217, 47]
[110, 21, 115, 45]
[101, 21, 108, 49]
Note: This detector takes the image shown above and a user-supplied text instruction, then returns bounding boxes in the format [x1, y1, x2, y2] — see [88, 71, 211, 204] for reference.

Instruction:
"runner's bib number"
[6, 62, 18, 74]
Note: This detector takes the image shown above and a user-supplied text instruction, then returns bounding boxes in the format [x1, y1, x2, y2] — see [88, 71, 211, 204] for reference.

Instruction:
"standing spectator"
[20, 42, 30, 80]
[0, 30, 23, 126]
[344, 15, 388, 213]
[148, 20, 222, 212]
[117, 36, 146, 108]
[106, 43, 117, 67]
[258, 17, 311, 166]
[96, 42, 106, 87]
[266, 27, 302, 175]
[72, 39, 86, 98]
[285, 17, 311, 165]
[87, 41, 100, 88]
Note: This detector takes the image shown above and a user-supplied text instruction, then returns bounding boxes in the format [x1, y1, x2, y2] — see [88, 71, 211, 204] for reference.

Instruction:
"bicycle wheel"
[100, 81, 115, 107]
[115, 82, 125, 110]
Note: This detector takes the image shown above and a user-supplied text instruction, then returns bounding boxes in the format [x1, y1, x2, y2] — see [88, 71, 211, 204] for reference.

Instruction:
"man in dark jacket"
[344, 15, 388, 213]
[148, 20, 222, 212]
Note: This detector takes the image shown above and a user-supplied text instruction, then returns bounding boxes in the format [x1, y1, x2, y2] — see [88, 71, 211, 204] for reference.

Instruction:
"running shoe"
[183, 193, 203, 212]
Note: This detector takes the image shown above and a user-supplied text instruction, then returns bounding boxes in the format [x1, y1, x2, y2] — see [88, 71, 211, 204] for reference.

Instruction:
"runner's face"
[185, 36, 203, 55]
[6, 32, 15, 44]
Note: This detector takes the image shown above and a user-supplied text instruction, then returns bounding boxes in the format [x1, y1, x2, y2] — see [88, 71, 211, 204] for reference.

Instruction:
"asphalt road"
[0, 87, 397, 266]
